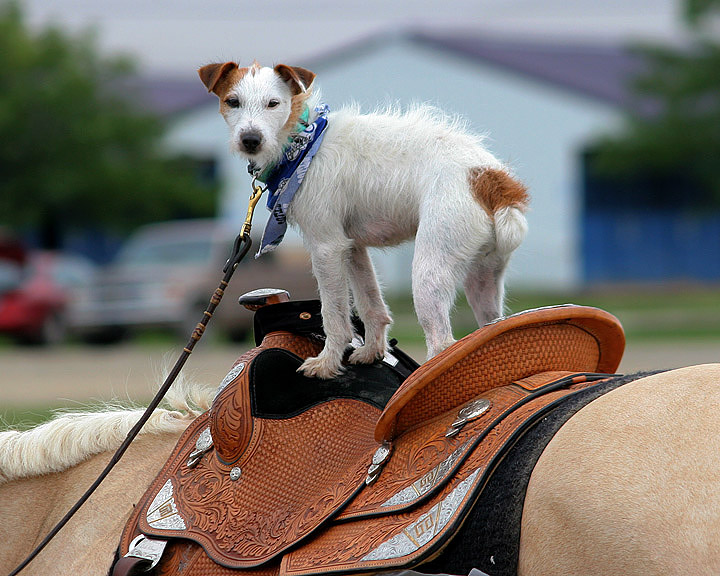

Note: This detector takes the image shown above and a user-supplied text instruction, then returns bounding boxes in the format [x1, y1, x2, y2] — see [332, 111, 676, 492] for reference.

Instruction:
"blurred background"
[1, 0, 719, 425]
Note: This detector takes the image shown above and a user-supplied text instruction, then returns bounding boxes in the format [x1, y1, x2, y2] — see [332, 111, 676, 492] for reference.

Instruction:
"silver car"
[70, 219, 317, 342]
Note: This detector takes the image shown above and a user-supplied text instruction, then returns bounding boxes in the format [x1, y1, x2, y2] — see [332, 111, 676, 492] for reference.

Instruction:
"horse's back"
[519, 363, 720, 576]
[0, 431, 182, 576]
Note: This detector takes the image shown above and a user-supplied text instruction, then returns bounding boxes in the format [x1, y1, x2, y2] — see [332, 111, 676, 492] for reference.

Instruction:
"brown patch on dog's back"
[469, 168, 529, 215]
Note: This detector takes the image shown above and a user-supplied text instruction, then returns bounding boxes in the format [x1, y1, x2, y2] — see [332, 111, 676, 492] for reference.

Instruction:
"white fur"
[210, 64, 529, 378]
[222, 66, 296, 168]
[0, 376, 214, 483]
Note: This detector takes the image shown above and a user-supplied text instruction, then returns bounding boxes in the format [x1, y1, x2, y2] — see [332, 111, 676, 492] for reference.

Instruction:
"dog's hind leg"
[346, 245, 392, 364]
[464, 204, 527, 325]
[463, 256, 508, 327]
[299, 240, 355, 379]
[412, 225, 474, 359]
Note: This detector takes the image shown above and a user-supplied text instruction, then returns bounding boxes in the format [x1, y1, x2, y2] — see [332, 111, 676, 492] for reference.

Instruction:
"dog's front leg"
[299, 241, 354, 379]
[347, 245, 392, 364]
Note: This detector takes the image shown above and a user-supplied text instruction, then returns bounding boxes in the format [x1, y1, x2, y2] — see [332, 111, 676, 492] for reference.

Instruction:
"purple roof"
[116, 75, 211, 116]
[138, 76, 210, 115]
[128, 33, 651, 116]
[411, 32, 650, 110]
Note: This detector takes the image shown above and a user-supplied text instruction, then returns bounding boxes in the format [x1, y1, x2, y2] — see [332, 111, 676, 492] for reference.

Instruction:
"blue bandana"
[255, 104, 329, 257]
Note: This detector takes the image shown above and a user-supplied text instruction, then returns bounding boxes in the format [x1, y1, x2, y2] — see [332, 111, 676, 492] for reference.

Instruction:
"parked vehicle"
[0, 250, 97, 345]
[69, 219, 318, 343]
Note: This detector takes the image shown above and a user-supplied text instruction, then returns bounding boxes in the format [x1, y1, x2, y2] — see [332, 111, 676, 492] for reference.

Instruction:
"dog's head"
[198, 62, 316, 170]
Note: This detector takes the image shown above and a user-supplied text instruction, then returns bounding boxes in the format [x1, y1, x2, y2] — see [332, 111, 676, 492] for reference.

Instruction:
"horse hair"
[0, 374, 215, 484]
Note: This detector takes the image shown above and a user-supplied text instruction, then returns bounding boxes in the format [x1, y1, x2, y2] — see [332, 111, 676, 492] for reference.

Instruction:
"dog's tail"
[470, 167, 529, 256]
[493, 205, 528, 256]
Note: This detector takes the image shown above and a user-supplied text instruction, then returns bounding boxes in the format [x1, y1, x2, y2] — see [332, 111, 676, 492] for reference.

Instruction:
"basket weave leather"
[116, 304, 624, 576]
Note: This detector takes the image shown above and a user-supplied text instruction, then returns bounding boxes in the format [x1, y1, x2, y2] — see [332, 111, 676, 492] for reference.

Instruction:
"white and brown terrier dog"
[199, 62, 529, 379]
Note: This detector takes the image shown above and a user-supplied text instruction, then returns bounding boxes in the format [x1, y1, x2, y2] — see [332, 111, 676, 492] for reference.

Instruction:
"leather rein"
[7, 184, 266, 576]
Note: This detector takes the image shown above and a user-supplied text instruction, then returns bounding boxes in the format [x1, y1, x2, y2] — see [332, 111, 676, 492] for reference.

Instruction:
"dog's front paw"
[299, 354, 344, 380]
[348, 344, 386, 365]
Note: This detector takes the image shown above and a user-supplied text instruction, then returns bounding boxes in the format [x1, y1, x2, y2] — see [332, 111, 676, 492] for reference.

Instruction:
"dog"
[199, 62, 529, 379]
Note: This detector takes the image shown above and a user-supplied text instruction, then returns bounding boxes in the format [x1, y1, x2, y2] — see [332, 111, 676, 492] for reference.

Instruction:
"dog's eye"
[225, 97, 240, 109]
[267, 99, 280, 109]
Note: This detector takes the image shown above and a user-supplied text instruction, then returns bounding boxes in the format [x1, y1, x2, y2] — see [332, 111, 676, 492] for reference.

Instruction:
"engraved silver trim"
[366, 442, 393, 484]
[187, 426, 215, 468]
[381, 438, 473, 508]
[445, 426, 461, 438]
[365, 469, 381, 486]
[372, 442, 392, 465]
[125, 535, 167, 569]
[146, 479, 187, 531]
[196, 427, 213, 452]
[361, 467, 481, 562]
[215, 362, 245, 399]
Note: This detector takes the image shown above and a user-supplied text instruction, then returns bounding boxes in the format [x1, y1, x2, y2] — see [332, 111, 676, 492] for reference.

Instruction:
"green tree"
[0, 2, 216, 248]
[592, 0, 720, 207]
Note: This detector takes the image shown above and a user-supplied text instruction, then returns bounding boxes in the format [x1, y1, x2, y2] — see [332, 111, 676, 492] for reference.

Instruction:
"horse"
[0, 376, 213, 576]
[2, 363, 720, 576]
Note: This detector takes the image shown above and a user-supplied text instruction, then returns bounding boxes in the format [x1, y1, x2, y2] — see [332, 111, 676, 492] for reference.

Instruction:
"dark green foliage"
[591, 0, 720, 207]
[0, 2, 216, 244]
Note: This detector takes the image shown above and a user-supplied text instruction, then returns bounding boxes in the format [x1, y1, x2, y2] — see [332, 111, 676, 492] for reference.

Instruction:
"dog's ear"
[198, 62, 238, 95]
[274, 64, 316, 95]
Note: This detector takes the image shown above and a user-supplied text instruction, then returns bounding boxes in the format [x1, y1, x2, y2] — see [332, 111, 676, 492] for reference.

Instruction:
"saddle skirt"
[116, 303, 625, 576]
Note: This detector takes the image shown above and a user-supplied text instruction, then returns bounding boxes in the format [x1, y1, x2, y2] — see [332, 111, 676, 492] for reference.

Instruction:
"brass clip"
[242, 178, 266, 238]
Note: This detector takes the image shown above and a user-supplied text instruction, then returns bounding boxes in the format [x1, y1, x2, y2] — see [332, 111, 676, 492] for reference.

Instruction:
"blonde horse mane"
[0, 375, 215, 484]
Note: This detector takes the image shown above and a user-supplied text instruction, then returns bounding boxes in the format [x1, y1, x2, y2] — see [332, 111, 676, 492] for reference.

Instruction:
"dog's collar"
[248, 106, 311, 182]
[253, 103, 329, 257]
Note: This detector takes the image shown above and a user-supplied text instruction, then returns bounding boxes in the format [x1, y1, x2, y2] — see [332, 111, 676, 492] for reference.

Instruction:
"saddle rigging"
[114, 295, 625, 576]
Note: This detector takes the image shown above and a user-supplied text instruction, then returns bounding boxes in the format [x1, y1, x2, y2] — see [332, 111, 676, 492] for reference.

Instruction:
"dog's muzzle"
[240, 132, 263, 154]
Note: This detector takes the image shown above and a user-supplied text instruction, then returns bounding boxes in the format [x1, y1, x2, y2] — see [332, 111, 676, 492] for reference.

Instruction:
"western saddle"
[113, 289, 625, 576]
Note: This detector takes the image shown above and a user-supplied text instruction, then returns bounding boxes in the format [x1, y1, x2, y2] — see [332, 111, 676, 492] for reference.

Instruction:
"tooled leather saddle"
[113, 297, 625, 576]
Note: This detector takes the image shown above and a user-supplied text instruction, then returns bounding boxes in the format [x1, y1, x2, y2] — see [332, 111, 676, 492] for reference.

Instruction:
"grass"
[386, 285, 720, 344]
[1, 406, 59, 431]
[0, 401, 128, 432]
[2, 285, 718, 430]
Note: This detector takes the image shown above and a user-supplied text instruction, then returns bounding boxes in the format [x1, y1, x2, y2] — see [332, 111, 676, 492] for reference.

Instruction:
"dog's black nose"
[241, 133, 262, 154]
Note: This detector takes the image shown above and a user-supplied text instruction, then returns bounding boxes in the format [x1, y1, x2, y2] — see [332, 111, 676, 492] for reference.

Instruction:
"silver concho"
[365, 442, 393, 485]
[446, 398, 491, 437]
[230, 467, 242, 481]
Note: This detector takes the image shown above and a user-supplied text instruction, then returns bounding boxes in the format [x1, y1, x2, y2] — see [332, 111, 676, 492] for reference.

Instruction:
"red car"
[0, 248, 96, 345]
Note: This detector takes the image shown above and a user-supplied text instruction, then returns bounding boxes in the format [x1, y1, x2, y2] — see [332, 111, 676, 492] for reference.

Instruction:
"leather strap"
[112, 536, 168, 576]
[112, 556, 151, 576]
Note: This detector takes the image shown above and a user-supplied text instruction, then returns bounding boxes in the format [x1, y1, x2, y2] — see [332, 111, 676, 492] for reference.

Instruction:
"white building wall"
[165, 36, 623, 291]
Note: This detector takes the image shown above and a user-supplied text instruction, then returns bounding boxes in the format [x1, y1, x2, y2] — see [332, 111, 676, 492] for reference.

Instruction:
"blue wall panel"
[583, 211, 720, 282]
